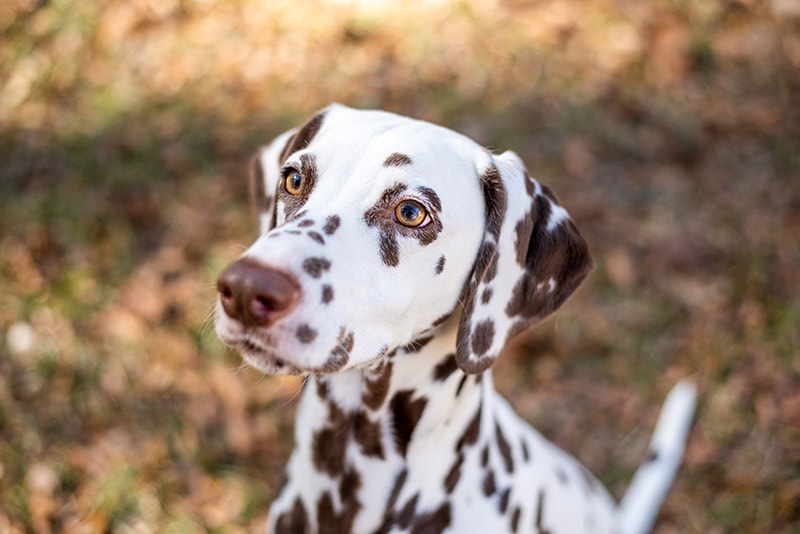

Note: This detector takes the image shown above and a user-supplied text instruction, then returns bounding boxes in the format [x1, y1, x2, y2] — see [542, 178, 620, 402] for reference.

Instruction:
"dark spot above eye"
[383, 153, 413, 167]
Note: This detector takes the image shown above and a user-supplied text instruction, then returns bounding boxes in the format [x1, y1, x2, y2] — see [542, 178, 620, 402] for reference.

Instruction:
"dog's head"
[215, 104, 592, 375]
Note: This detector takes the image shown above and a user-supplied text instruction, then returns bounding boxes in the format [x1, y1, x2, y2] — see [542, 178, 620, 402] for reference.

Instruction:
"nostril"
[217, 280, 233, 300]
[249, 296, 274, 320]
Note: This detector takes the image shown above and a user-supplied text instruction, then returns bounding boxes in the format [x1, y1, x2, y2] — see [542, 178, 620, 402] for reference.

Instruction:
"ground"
[1, 0, 798, 532]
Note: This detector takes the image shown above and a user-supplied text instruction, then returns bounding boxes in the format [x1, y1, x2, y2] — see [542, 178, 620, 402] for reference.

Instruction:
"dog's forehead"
[300, 107, 482, 198]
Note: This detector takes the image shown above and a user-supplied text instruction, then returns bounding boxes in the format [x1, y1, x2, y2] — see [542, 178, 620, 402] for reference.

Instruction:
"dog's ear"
[456, 151, 593, 374]
[249, 129, 296, 234]
[249, 108, 330, 234]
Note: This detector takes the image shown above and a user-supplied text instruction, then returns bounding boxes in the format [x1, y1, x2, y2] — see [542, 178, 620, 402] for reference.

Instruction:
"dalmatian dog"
[214, 104, 696, 534]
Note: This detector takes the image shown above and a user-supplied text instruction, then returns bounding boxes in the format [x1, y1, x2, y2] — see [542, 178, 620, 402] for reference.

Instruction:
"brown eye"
[394, 200, 427, 227]
[285, 172, 303, 195]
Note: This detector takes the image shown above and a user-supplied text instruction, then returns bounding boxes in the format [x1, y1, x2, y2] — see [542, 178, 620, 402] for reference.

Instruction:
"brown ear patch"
[279, 111, 327, 165]
[505, 215, 593, 322]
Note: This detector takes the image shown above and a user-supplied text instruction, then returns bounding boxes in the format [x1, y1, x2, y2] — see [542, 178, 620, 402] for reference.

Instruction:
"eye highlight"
[284, 171, 303, 195]
[394, 200, 428, 227]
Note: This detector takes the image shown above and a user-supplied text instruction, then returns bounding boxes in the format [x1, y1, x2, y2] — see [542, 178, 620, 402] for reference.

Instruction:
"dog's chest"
[268, 364, 617, 534]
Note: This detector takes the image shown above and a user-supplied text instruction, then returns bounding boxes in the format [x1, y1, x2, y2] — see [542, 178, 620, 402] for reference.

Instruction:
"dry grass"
[1, 0, 798, 532]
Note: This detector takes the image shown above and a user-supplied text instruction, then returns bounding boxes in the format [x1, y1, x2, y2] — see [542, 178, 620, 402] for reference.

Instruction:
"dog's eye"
[394, 200, 428, 227]
[285, 172, 303, 195]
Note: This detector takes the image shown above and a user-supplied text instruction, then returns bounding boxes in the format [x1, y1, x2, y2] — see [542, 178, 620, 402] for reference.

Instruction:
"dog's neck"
[277, 316, 494, 531]
[311, 317, 489, 431]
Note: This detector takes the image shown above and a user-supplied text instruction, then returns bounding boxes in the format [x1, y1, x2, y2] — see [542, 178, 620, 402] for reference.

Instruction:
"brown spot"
[321, 284, 334, 304]
[495, 422, 514, 473]
[396, 494, 419, 529]
[433, 354, 458, 381]
[308, 231, 325, 244]
[388, 469, 408, 507]
[480, 165, 507, 240]
[456, 405, 482, 452]
[482, 470, 497, 496]
[340, 467, 361, 504]
[298, 219, 314, 227]
[303, 257, 331, 278]
[296, 324, 318, 343]
[316, 489, 358, 534]
[363, 361, 393, 410]
[644, 448, 659, 463]
[471, 319, 495, 356]
[444, 452, 464, 494]
[521, 439, 530, 462]
[410, 502, 451, 534]
[323, 215, 341, 235]
[353, 411, 384, 459]
[315, 376, 329, 399]
[376, 469, 408, 533]
[279, 111, 327, 165]
[514, 215, 534, 266]
[379, 231, 400, 267]
[472, 242, 496, 283]
[384, 152, 413, 167]
[499, 488, 511, 513]
[435, 255, 446, 275]
[480, 445, 490, 467]
[274, 497, 308, 534]
[510, 507, 521, 531]
[481, 287, 493, 304]
[312, 405, 348, 476]
[324, 329, 354, 372]
[390, 390, 428, 457]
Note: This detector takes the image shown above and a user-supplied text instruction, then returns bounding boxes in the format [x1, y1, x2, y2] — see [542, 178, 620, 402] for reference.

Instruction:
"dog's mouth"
[219, 332, 305, 375]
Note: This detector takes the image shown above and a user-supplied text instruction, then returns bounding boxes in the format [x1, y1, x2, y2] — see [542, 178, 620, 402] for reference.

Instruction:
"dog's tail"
[617, 379, 697, 534]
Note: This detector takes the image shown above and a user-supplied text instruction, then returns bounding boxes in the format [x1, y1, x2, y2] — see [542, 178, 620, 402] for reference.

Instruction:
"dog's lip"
[221, 333, 318, 374]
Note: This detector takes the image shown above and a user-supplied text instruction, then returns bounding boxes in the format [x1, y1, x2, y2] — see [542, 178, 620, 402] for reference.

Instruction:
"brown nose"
[217, 258, 300, 327]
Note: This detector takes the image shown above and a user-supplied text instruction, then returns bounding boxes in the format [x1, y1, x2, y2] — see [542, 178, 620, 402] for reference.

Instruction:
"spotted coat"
[215, 104, 696, 534]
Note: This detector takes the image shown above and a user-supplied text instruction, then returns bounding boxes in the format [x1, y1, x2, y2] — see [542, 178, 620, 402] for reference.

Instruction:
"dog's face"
[215, 104, 592, 375]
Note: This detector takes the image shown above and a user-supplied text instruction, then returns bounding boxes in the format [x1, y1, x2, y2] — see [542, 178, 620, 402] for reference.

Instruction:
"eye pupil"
[395, 200, 427, 227]
[401, 203, 419, 220]
[285, 172, 303, 195]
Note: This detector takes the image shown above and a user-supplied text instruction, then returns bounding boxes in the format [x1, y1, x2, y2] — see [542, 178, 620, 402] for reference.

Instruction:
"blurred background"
[1, 0, 798, 532]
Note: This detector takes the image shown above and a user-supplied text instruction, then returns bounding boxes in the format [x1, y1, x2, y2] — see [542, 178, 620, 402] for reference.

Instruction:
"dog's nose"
[217, 258, 300, 327]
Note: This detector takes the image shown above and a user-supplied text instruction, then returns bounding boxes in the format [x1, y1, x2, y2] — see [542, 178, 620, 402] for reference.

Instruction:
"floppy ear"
[248, 108, 330, 234]
[456, 150, 593, 374]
